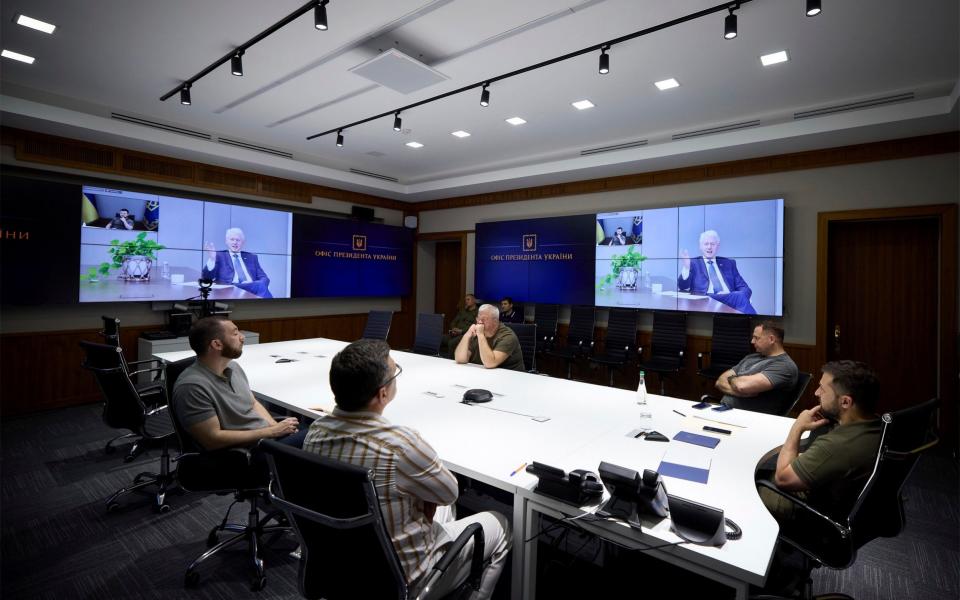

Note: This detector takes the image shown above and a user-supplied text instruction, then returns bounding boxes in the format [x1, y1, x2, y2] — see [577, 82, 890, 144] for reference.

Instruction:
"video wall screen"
[79, 186, 293, 303]
[475, 198, 784, 316]
[475, 214, 596, 306]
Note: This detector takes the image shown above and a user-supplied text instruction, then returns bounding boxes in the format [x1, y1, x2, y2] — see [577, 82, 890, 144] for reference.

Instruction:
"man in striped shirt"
[302, 339, 510, 599]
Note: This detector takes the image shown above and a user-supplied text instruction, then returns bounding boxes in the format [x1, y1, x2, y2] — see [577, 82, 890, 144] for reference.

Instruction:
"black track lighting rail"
[306, 0, 754, 142]
[160, 0, 328, 102]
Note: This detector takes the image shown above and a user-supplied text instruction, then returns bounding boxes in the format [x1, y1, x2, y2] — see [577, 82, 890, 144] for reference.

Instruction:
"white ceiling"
[1, 0, 957, 202]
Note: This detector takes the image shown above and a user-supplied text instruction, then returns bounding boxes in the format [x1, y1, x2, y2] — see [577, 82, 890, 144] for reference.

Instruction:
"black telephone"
[526, 461, 603, 505]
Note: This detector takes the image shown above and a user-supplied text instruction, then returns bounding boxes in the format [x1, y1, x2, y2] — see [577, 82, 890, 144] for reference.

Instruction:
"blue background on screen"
[291, 215, 413, 297]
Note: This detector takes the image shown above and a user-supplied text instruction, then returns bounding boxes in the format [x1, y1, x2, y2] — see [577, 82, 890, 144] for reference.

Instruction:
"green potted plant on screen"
[597, 244, 646, 290]
[81, 232, 166, 282]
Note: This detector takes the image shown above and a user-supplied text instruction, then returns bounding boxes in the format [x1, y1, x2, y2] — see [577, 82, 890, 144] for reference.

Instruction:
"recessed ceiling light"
[505, 117, 526, 126]
[760, 50, 789, 66]
[1, 49, 35, 64]
[451, 130, 471, 138]
[654, 78, 680, 90]
[405, 141, 424, 149]
[571, 100, 595, 110]
[15, 14, 56, 34]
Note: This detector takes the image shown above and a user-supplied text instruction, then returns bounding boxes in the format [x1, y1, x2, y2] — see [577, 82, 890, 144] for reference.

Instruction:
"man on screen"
[715, 320, 798, 415]
[105, 208, 134, 230]
[455, 304, 525, 371]
[678, 229, 756, 314]
[202, 227, 273, 298]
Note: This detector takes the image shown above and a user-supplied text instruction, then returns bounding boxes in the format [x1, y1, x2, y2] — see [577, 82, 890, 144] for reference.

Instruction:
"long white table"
[156, 338, 793, 599]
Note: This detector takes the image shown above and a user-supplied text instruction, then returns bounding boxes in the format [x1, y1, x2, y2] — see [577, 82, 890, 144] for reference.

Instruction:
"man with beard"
[172, 316, 305, 451]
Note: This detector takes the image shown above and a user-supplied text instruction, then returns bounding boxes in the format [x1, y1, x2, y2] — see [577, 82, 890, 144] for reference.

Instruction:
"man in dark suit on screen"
[678, 229, 756, 314]
[203, 227, 273, 298]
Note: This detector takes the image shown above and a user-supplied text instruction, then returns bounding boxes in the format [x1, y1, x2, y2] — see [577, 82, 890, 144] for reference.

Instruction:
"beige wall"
[418, 154, 960, 345]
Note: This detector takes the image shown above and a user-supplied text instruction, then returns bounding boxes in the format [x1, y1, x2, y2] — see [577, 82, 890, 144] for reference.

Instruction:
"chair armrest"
[428, 522, 484, 593]
[146, 404, 169, 417]
[699, 393, 720, 403]
[128, 358, 164, 368]
[129, 366, 166, 378]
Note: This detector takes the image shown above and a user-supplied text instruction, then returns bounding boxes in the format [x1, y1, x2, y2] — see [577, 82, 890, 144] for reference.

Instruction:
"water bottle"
[637, 371, 648, 406]
[161, 261, 170, 279]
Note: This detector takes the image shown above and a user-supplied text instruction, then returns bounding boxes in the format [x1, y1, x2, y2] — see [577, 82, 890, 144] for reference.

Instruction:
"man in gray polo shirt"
[172, 317, 305, 450]
[715, 320, 798, 415]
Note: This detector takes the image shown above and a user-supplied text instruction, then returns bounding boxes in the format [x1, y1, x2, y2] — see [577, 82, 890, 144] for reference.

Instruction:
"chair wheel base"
[250, 575, 267, 591]
[106, 501, 121, 513]
[156, 503, 171, 514]
[184, 571, 200, 588]
[207, 529, 220, 548]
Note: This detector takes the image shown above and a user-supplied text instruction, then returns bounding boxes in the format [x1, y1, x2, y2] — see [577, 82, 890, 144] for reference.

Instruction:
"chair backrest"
[566, 306, 596, 347]
[505, 323, 536, 372]
[80, 340, 147, 433]
[649, 311, 687, 360]
[361, 310, 394, 341]
[411, 313, 444, 356]
[708, 314, 753, 371]
[532, 304, 558, 350]
[164, 356, 202, 453]
[779, 371, 812, 417]
[100, 315, 121, 347]
[601, 308, 638, 360]
[261, 440, 408, 600]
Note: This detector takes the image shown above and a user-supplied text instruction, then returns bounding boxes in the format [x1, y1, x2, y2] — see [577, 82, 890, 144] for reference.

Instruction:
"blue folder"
[658, 460, 710, 484]
[673, 431, 721, 449]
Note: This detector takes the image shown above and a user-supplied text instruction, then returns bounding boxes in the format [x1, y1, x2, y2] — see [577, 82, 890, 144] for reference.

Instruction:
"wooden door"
[434, 240, 462, 331]
[826, 218, 939, 414]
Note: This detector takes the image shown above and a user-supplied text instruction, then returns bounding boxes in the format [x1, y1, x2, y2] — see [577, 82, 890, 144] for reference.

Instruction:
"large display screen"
[475, 214, 596, 305]
[79, 186, 292, 302]
[595, 199, 784, 315]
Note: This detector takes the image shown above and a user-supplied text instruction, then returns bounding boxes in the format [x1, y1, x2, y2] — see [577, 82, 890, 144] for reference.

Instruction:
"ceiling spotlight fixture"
[231, 50, 244, 76]
[405, 141, 424, 148]
[315, 0, 329, 30]
[506, 117, 527, 126]
[760, 50, 789, 66]
[179, 84, 192, 105]
[654, 78, 680, 90]
[336, 130, 344, 147]
[1, 49, 35, 64]
[572, 99, 595, 110]
[724, 3, 739, 39]
[393, 112, 402, 132]
[15, 14, 56, 34]
[599, 46, 610, 74]
[806, 0, 821, 17]
[480, 83, 490, 107]
[451, 130, 471, 138]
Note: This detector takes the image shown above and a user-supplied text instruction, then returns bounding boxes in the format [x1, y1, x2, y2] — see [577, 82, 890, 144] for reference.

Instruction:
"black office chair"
[505, 322, 537, 373]
[260, 440, 487, 600]
[361, 310, 394, 341]
[588, 308, 638, 386]
[79, 340, 177, 513]
[532, 303, 559, 357]
[546, 306, 596, 379]
[637, 311, 687, 395]
[411, 313, 444, 356]
[755, 398, 940, 600]
[779, 372, 813, 417]
[696, 314, 753, 380]
[100, 315, 121, 347]
[165, 356, 290, 591]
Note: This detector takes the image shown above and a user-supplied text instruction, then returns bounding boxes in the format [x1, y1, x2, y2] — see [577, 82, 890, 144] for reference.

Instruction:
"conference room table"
[155, 338, 793, 600]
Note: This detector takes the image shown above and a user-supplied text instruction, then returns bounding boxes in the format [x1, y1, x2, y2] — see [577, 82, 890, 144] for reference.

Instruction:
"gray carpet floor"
[2, 403, 957, 599]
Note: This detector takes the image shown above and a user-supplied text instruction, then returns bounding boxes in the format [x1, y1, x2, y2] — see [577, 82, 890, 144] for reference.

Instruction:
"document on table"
[658, 443, 713, 484]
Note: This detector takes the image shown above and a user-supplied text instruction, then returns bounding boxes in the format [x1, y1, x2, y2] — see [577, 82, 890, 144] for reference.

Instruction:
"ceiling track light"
[160, 1, 333, 102]
[336, 130, 344, 147]
[393, 112, 402, 131]
[806, 0, 821, 17]
[599, 45, 610, 74]
[231, 50, 244, 76]
[307, 0, 763, 142]
[315, 0, 329, 30]
[180, 84, 192, 106]
[724, 3, 739, 39]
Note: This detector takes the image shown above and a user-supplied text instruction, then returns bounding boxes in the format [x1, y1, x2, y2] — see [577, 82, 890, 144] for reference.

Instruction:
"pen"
[510, 462, 528, 477]
[673, 409, 686, 417]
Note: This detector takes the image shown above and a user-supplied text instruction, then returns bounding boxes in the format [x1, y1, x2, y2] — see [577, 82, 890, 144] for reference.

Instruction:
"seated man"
[715, 320, 798, 415]
[441, 293, 479, 356]
[499, 296, 524, 323]
[759, 360, 882, 522]
[105, 207, 134, 230]
[172, 316, 305, 453]
[303, 340, 510, 599]
[202, 227, 273, 298]
[454, 303, 525, 371]
[678, 229, 756, 314]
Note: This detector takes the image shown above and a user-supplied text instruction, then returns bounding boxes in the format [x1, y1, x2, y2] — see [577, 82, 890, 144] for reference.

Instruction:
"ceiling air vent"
[349, 48, 449, 94]
[580, 139, 648, 156]
[218, 138, 293, 159]
[350, 168, 399, 183]
[793, 92, 915, 120]
[110, 113, 211, 140]
[672, 120, 761, 141]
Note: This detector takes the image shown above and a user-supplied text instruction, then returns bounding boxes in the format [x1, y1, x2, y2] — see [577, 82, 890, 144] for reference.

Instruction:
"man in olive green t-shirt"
[441, 293, 479, 356]
[454, 304, 525, 372]
[760, 360, 882, 521]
